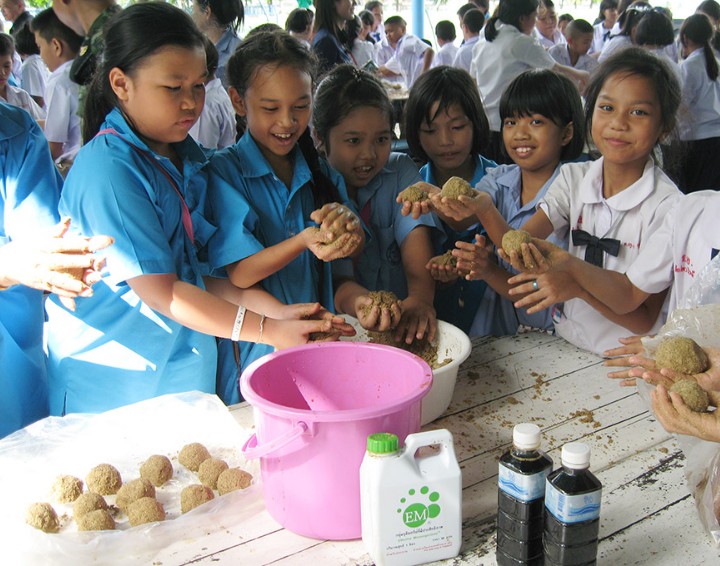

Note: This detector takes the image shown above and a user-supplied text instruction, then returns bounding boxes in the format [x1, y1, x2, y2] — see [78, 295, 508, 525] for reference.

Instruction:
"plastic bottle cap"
[561, 442, 591, 469]
[367, 433, 399, 454]
[513, 423, 541, 450]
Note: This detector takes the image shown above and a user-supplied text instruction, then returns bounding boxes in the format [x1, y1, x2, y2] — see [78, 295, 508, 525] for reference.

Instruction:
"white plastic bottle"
[360, 430, 462, 566]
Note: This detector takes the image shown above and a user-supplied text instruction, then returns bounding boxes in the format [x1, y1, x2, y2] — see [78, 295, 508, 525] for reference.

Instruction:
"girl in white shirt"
[590, 0, 619, 56]
[598, 2, 650, 63]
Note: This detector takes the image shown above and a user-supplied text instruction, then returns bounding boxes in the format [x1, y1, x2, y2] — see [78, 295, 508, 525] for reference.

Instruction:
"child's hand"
[311, 202, 362, 240]
[425, 254, 461, 284]
[452, 234, 494, 280]
[397, 182, 439, 219]
[454, 190, 493, 219]
[354, 294, 401, 332]
[651, 383, 720, 442]
[276, 302, 355, 337]
[507, 269, 580, 315]
[604, 336, 649, 387]
[395, 296, 437, 344]
[430, 190, 484, 222]
[264, 317, 336, 349]
[302, 226, 363, 261]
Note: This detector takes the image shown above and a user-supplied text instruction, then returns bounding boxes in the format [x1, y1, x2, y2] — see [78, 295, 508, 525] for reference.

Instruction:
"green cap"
[367, 433, 399, 454]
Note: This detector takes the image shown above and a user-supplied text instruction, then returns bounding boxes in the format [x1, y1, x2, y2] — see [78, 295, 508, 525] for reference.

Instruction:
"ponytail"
[681, 14, 719, 81]
[485, 0, 539, 41]
[484, 17, 500, 41]
[704, 44, 720, 81]
[297, 129, 341, 208]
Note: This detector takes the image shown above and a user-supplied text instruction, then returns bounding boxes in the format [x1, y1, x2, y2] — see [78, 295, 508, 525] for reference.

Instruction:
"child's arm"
[453, 235, 517, 300]
[397, 226, 437, 343]
[48, 142, 64, 162]
[334, 278, 402, 331]
[421, 48, 435, 74]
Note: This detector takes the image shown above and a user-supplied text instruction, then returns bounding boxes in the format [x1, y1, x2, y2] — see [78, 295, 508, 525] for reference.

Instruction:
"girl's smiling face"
[323, 106, 392, 192]
[419, 102, 474, 174]
[502, 113, 572, 175]
[232, 64, 313, 163]
[110, 45, 207, 157]
[591, 72, 665, 172]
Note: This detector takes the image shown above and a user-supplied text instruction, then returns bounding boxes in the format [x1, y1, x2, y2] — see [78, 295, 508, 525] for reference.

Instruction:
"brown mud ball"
[127, 497, 165, 527]
[501, 230, 532, 255]
[431, 250, 457, 268]
[398, 184, 428, 203]
[217, 468, 253, 495]
[655, 337, 710, 375]
[669, 380, 710, 412]
[181, 484, 215, 514]
[440, 176, 474, 199]
[77, 509, 115, 531]
[139, 455, 173, 487]
[198, 457, 229, 490]
[26, 502, 60, 533]
[52, 475, 84, 503]
[115, 478, 156, 512]
[86, 464, 122, 495]
[73, 492, 108, 519]
[178, 442, 211, 472]
[359, 290, 400, 321]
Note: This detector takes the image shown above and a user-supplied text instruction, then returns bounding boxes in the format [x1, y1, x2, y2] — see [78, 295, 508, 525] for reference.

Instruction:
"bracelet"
[258, 314, 266, 344]
[231, 306, 247, 342]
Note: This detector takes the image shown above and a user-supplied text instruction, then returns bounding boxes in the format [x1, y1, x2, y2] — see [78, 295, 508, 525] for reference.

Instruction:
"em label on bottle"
[545, 484, 602, 523]
[498, 464, 549, 502]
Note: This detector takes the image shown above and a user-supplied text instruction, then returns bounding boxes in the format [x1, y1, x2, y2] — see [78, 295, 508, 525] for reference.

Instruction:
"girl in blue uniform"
[402, 65, 496, 333]
[313, 65, 441, 343]
[207, 32, 362, 404]
[45, 3, 332, 416]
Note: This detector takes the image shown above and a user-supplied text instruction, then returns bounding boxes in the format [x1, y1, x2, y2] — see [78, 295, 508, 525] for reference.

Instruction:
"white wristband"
[258, 314, 266, 344]
[231, 306, 246, 342]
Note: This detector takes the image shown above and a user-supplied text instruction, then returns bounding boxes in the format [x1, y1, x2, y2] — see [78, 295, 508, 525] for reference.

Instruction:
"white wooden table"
[157, 332, 720, 565]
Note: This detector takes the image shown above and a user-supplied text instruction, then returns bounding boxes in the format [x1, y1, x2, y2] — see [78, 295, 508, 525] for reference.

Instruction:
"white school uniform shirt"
[590, 21, 613, 55]
[20, 54, 48, 100]
[433, 41, 458, 67]
[352, 38, 376, 68]
[43, 60, 80, 160]
[548, 44, 598, 73]
[11, 51, 22, 83]
[626, 191, 720, 313]
[538, 157, 681, 355]
[451, 36, 478, 72]
[1, 84, 45, 121]
[598, 34, 631, 63]
[189, 78, 236, 150]
[374, 38, 403, 84]
[677, 49, 720, 142]
[470, 23, 556, 131]
[533, 27, 566, 50]
[383, 34, 430, 89]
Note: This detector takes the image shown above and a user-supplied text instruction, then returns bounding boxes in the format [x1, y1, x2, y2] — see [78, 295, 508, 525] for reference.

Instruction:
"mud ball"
[669, 379, 710, 412]
[86, 464, 122, 495]
[127, 497, 165, 527]
[432, 250, 457, 267]
[501, 230, 532, 255]
[116, 478, 156, 512]
[198, 457, 229, 490]
[77, 509, 115, 531]
[217, 468, 253, 495]
[139, 455, 173, 487]
[73, 492, 108, 519]
[398, 184, 428, 203]
[178, 442, 211, 472]
[655, 337, 710, 375]
[359, 290, 400, 322]
[181, 484, 215, 514]
[440, 176, 474, 199]
[26, 502, 60, 533]
[51, 475, 84, 503]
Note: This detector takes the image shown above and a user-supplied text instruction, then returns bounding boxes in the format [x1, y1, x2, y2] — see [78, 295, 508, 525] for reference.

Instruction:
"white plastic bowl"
[341, 317, 472, 424]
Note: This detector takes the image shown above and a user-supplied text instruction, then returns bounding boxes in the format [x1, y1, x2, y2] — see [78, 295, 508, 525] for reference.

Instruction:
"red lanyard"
[96, 128, 195, 243]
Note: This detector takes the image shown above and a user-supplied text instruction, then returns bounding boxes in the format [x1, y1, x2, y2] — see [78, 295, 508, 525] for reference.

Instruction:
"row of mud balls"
[26, 443, 252, 533]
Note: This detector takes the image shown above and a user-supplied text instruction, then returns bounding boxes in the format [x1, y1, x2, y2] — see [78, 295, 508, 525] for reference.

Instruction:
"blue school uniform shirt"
[354, 152, 441, 297]
[45, 107, 218, 416]
[470, 163, 567, 336]
[0, 103, 61, 438]
[207, 131, 351, 404]
[420, 155, 496, 333]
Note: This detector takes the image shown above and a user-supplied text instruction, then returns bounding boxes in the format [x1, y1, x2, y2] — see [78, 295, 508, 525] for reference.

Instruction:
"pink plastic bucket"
[240, 342, 432, 540]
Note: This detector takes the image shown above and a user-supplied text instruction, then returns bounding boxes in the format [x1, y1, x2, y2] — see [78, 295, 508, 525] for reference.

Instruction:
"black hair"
[13, 23, 38, 56]
[681, 13, 719, 81]
[195, 0, 244, 32]
[359, 10, 375, 28]
[500, 69, 584, 161]
[404, 65, 490, 163]
[435, 20, 456, 42]
[462, 9, 485, 34]
[485, 0, 539, 42]
[285, 8, 314, 34]
[313, 64, 393, 156]
[346, 15, 362, 49]
[597, 0, 619, 21]
[566, 18, 593, 38]
[615, 1, 650, 37]
[583, 47, 681, 151]
[470, 0, 490, 12]
[539, 0, 555, 11]
[384, 16, 406, 28]
[83, 2, 206, 142]
[697, 0, 720, 21]
[245, 22, 282, 39]
[457, 3, 477, 19]
[364, 1, 383, 11]
[314, 0, 347, 43]
[228, 30, 340, 208]
[559, 14, 574, 24]
[30, 8, 83, 55]
[635, 11, 674, 47]
[0, 33, 14, 57]
[200, 33, 219, 78]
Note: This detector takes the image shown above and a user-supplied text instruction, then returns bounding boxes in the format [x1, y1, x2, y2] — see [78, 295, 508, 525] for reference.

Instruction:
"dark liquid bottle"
[497, 423, 553, 566]
[543, 442, 602, 566]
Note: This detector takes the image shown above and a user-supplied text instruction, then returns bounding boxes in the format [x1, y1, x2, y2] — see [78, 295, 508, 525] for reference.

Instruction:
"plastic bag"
[0, 391, 262, 565]
[638, 255, 720, 545]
